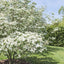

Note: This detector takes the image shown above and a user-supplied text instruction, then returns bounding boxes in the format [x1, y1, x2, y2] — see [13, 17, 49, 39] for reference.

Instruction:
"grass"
[0, 46, 64, 64]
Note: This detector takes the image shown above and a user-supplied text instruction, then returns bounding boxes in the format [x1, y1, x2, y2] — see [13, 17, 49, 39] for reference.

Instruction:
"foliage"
[0, 0, 46, 64]
[45, 20, 64, 46]
[58, 6, 64, 15]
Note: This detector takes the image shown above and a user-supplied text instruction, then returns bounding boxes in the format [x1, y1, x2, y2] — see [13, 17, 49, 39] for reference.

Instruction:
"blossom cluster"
[0, 31, 46, 58]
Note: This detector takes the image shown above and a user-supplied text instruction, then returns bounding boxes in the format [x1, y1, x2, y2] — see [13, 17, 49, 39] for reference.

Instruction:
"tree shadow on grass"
[39, 46, 60, 56]
[47, 46, 60, 52]
[25, 46, 60, 64]
[26, 56, 58, 64]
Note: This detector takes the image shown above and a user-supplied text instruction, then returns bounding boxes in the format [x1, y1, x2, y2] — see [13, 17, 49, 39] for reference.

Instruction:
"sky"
[32, 0, 64, 18]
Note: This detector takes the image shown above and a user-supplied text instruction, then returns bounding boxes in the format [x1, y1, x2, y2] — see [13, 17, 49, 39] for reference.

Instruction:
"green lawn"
[0, 46, 64, 64]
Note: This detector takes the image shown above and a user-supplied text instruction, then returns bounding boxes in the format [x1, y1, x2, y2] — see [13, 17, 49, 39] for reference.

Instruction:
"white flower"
[0, 49, 2, 51]
[36, 44, 42, 48]
[21, 18, 25, 20]
[52, 37, 55, 40]
[21, 7, 26, 10]
[54, 27, 59, 32]
[39, 49, 44, 52]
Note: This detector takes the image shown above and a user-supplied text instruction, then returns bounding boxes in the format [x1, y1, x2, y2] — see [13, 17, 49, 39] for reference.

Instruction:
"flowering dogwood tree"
[0, 0, 46, 64]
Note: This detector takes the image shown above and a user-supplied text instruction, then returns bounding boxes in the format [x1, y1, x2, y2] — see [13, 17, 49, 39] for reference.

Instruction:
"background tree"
[45, 8, 64, 46]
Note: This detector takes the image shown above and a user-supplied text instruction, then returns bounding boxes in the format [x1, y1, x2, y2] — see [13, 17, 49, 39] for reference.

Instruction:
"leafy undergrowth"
[0, 46, 64, 64]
